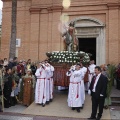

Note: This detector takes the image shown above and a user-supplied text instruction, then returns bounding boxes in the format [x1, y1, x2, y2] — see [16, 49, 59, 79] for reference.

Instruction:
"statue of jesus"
[62, 22, 78, 52]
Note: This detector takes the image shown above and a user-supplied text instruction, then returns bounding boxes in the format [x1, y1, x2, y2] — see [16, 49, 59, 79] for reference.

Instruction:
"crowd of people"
[0, 57, 37, 108]
[0, 57, 120, 120]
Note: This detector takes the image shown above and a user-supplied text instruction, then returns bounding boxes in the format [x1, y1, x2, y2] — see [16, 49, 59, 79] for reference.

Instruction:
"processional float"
[46, 21, 91, 87]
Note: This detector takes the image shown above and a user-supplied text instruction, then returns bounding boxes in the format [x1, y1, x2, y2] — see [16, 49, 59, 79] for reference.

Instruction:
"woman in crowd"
[21, 69, 35, 106]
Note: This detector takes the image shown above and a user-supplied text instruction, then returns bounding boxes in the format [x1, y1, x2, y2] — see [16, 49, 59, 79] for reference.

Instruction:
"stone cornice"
[30, 6, 63, 14]
[107, 3, 120, 9]
[47, 6, 63, 12]
[29, 8, 41, 14]
[2, 0, 31, 1]
[2, 0, 10, 1]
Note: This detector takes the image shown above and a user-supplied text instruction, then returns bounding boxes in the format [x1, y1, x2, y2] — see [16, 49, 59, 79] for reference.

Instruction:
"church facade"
[1, 0, 120, 65]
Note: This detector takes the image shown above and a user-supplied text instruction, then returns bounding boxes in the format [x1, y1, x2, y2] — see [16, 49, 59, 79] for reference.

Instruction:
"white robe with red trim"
[35, 66, 47, 104]
[49, 65, 54, 100]
[88, 64, 96, 87]
[46, 64, 55, 102]
[80, 67, 87, 105]
[66, 70, 83, 107]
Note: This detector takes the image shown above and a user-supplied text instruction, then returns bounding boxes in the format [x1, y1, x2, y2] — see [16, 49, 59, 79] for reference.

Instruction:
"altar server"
[88, 60, 96, 87]
[66, 63, 83, 112]
[35, 62, 49, 107]
[45, 61, 54, 104]
[49, 64, 54, 101]
[80, 62, 87, 105]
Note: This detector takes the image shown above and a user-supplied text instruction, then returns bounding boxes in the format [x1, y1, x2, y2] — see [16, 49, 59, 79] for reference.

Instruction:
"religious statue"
[62, 21, 78, 52]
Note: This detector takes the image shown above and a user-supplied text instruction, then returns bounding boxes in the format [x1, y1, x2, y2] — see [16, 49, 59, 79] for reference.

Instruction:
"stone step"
[112, 101, 120, 106]
[111, 96, 120, 101]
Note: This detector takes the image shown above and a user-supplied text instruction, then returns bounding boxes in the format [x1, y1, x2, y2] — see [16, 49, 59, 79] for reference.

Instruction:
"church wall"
[0, 1, 12, 58]
[29, 13, 40, 61]
[16, 0, 31, 60]
[39, 11, 48, 61]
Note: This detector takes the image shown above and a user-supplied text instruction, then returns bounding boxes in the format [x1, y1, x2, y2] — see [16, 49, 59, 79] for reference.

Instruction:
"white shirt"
[92, 73, 101, 92]
[88, 73, 103, 96]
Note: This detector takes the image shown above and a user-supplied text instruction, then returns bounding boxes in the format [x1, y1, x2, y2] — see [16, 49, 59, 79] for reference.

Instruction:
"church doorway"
[78, 38, 96, 63]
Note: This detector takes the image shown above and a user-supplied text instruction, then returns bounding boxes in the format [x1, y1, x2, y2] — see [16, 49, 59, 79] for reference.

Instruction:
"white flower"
[80, 51, 85, 54]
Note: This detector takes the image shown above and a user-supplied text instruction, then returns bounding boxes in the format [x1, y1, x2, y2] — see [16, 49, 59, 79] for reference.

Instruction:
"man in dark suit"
[88, 66, 108, 120]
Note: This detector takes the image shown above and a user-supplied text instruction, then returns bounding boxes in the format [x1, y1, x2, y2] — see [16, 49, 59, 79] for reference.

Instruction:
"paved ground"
[0, 113, 87, 120]
[4, 104, 27, 113]
[1, 87, 120, 120]
[23, 90, 110, 119]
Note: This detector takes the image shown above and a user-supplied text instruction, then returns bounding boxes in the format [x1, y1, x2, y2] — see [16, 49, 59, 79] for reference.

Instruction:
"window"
[16, 39, 21, 47]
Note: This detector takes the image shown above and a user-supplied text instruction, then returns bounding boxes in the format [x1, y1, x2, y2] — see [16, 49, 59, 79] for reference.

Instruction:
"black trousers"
[4, 95, 11, 107]
[91, 92, 105, 118]
[116, 78, 120, 90]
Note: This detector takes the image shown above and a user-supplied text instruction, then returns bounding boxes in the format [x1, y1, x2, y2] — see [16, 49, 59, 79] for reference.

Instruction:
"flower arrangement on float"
[46, 51, 91, 64]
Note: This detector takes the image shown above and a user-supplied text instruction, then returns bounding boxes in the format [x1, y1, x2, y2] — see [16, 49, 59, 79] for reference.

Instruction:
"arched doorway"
[70, 17, 105, 65]
[78, 38, 96, 62]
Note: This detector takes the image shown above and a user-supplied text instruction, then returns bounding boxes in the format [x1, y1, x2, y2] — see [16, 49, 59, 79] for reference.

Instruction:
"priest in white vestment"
[35, 63, 49, 107]
[88, 60, 96, 88]
[66, 63, 83, 112]
[80, 62, 87, 106]
[45, 63, 51, 104]
[45, 62, 55, 104]
[49, 64, 54, 101]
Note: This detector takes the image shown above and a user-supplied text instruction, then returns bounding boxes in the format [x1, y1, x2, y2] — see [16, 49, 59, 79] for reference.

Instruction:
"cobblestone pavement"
[0, 115, 33, 120]
[1, 106, 120, 120]
[0, 113, 87, 120]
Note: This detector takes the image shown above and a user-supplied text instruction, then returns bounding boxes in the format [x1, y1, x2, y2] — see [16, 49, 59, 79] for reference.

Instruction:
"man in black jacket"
[88, 66, 108, 120]
[3, 67, 12, 108]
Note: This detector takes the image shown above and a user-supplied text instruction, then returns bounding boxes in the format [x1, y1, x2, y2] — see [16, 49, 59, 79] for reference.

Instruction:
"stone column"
[96, 27, 105, 65]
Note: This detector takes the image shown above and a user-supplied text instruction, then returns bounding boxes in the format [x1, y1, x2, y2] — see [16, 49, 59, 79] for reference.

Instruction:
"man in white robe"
[45, 62, 54, 104]
[35, 63, 49, 107]
[88, 60, 96, 88]
[66, 64, 83, 112]
[49, 64, 54, 101]
[80, 62, 87, 106]
[45, 63, 51, 104]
